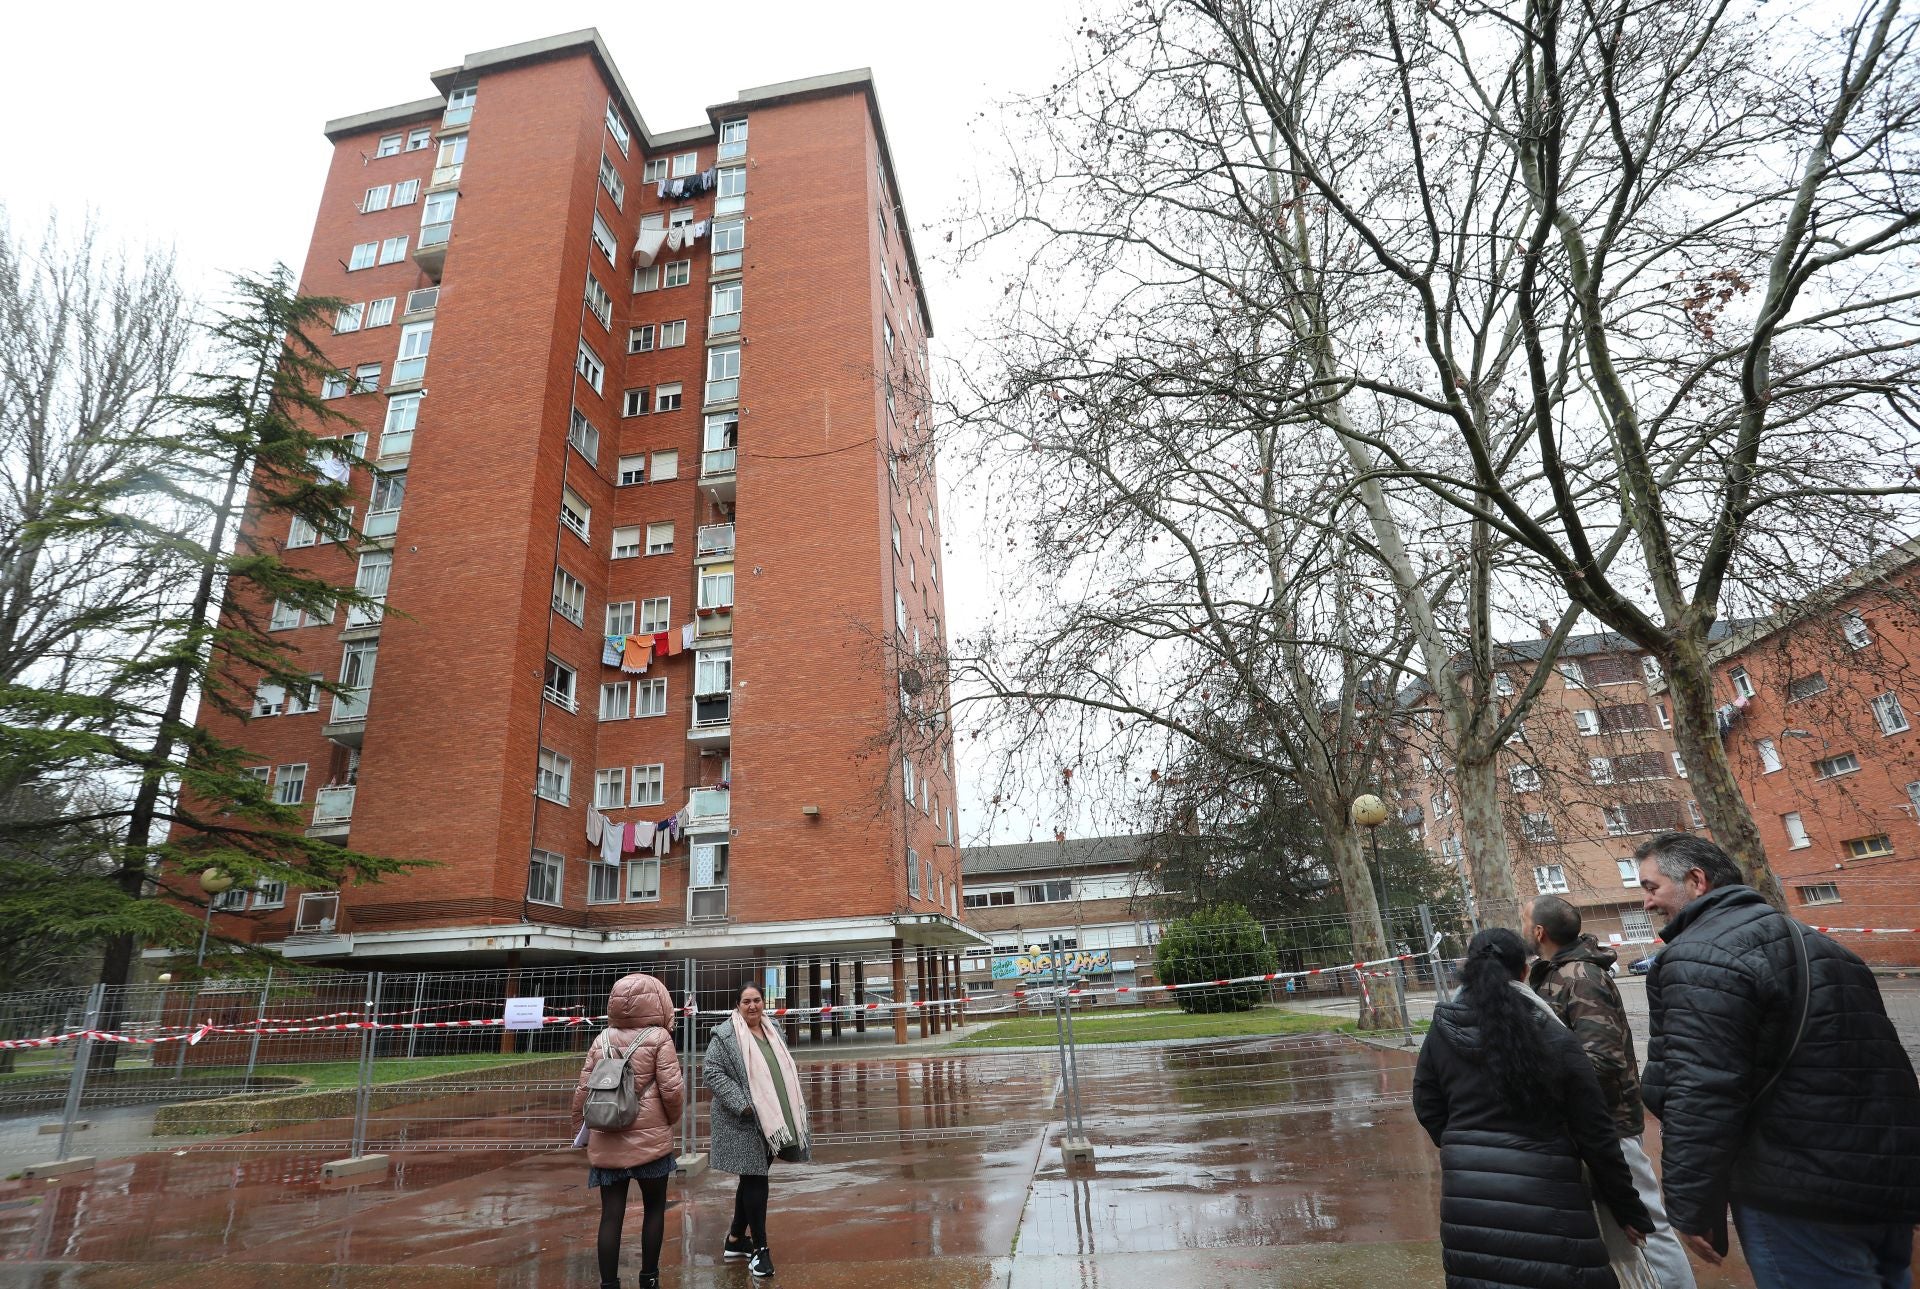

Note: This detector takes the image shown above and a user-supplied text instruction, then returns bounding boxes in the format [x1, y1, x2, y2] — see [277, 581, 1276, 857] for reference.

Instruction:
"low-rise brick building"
[958, 836, 1160, 998]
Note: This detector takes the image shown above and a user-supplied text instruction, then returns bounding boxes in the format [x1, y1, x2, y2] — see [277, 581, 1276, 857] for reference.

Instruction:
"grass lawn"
[955, 1006, 1366, 1048]
[263, 1051, 570, 1090]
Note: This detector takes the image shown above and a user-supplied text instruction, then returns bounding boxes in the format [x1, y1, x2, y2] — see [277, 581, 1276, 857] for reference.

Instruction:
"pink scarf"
[730, 1010, 808, 1155]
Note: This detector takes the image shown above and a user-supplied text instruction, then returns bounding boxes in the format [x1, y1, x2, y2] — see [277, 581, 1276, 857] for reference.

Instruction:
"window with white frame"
[892, 518, 901, 556]
[1533, 864, 1569, 894]
[270, 600, 304, 631]
[907, 847, 921, 897]
[1508, 764, 1542, 791]
[584, 273, 613, 327]
[1521, 812, 1557, 842]
[1620, 908, 1653, 941]
[629, 324, 655, 353]
[631, 763, 665, 807]
[664, 260, 691, 288]
[352, 362, 381, 394]
[635, 678, 667, 717]
[591, 212, 617, 263]
[639, 597, 670, 633]
[600, 681, 631, 721]
[568, 408, 600, 465]
[1787, 672, 1830, 702]
[393, 178, 421, 206]
[288, 674, 321, 716]
[1558, 659, 1585, 686]
[527, 850, 563, 905]
[1616, 858, 1639, 888]
[1815, 752, 1861, 779]
[543, 657, 576, 710]
[1588, 756, 1613, 784]
[1844, 610, 1872, 649]
[335, 302, 365, 333]
[699, 562, 734, 611]
[633, 264, 659, 293]
[252, 680, 287, 718]
[718, 117, 748, 159]
[254, 879, 287, 910]
[536, 748, 572, 804]
[642, 158, 668, 183]
[605, 101, 631, 154]
[403, 126, 431, 151]
[598, 153, 626, 205]
[1908, 781, 1920, 817]
[375, 134, 402, 157]
[394, 320, 433, 383]
[1726, 666, 1755, 699]
[321, 372, 349, 400]
[645, 522, 674, 555]
[1796, 882, 1841, 906]
[656, 383, 682, 412]
[366, 296, 397, 327]
[712, 218, 744, 271]
[1873, 691, 1909, 735]
[627, 857, 661, 901]
[659, 319, 687, 347]
[589, 861, 623, 904]
[705, 345, 740, 404]
[560, 488, 590, 542]
[1672, 751, 1688, 777]
[275, 763, 308, 805]
[348, 241, 377, 271]
[288, 515, 318, 548]
[618, 455, 646, 486]
[895, 591, 908, 637]
[623, 388, 651, 417]
[606, 525, 639, 560]
[695, 646, 731, 696]
[363, 183, 391, 213]
[671, 151, 699, 177]
[595, 768, 626, 810]
[552, 568, 585, 626]
[380, 392, 420, 457]
[576, 341, 604, 393]
[1573, 709, 1600, 736]
[1757, 738, 1782, 773]
[347, 549, 391, 625]
[716, 165, 746, 214]
[378, 235, 408, 265]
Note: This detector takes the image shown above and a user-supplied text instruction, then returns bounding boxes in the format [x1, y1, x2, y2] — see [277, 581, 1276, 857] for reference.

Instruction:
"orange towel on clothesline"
[622, 634, 651, 674]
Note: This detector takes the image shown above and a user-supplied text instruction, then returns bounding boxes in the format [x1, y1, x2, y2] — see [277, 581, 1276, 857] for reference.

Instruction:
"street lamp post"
[1350, 795, 1412, 1044]
[173, 867, 234, 1078]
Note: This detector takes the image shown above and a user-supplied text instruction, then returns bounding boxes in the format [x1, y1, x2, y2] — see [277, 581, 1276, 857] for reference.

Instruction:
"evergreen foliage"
[1152, 903, 1278, 1014]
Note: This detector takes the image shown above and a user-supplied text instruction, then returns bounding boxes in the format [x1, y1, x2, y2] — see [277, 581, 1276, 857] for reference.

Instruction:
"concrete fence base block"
[321, 1154, 390, 1181]
[1060, 1136, 1095, 1165]
[21, 1156, 95, 1180]
[676, 1152, 709, 1178]
[36, 1121, 88, 1135]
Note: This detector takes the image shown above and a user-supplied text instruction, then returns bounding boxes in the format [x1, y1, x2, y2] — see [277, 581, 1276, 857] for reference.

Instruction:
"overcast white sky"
[0, 0, 1099, 846]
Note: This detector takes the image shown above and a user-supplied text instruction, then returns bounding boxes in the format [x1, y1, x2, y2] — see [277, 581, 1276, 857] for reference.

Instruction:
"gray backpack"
[583, 1028, 655, 1131]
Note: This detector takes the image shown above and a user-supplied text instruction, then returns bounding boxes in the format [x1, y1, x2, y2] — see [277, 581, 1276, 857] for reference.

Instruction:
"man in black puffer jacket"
[1634, 832, 1920, 1288]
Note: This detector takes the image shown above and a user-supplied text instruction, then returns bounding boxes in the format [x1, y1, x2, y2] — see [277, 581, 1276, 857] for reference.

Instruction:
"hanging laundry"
[691, 219, 708, 240]
[318, 455, 351, 485]
[622, 635, 652, 674]
[657, 178, 669, 199]
[633, 227, 667, 266]
[587, 808, 605, 846]
[633, 820, 656, 852]
[653, 823, 668, 857]
[599, 819, 624, 865]
[665, 628, 685, 658]
[622, 821, 639, 855]
[648, 630, 672, 660]
[681, 623, 697, 651]
[665, 225, 684, 253]
[698, 167, 715, 192]
[603, 634, 626, 667]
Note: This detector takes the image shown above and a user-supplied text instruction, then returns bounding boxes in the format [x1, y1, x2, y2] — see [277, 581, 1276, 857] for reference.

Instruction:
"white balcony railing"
[708, 311, 740, 336]
[394, 356, 427, 385]
[313, 785, 356, 824]
[431, 163, 462, 187]
[345, 597, 385, 628]
[294, 891, 341, 934]
[688, 787, 730, 825]
[364, 508, 400, 538]
[693, 693, 731, 727]
[688, 885, 729, 921]
[404, 287, 440, 314]
[696, 523, 735, 557]
[701, 448, 737, 476]
[330, 686, 370, 723]
[419, 221, 452, 249]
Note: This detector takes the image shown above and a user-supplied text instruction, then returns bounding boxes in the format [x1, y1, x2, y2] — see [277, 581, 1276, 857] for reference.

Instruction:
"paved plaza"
[0, 1029, 1762, 1288]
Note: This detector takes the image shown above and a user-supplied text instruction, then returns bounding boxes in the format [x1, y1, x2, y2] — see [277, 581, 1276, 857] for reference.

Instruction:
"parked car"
[1629, 948, 1662, 975]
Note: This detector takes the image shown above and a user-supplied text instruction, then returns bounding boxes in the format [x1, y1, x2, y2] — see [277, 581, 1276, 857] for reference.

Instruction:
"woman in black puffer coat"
[1413, 928, 1653, 1288]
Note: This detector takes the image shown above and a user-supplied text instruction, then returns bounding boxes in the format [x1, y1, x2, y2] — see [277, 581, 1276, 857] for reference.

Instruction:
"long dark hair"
[1457, 927, 1555, 1117]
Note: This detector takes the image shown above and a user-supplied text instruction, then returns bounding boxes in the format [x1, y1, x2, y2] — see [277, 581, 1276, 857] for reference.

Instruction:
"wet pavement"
[0, 1032, 1763, 1287]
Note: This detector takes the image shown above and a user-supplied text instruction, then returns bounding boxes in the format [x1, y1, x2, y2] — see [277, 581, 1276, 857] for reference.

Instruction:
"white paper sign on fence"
[503, 996, 546, 1030]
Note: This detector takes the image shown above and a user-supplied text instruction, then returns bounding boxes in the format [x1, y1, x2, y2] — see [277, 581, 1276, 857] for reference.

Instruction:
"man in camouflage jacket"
[1527, 895, 1695, 1288]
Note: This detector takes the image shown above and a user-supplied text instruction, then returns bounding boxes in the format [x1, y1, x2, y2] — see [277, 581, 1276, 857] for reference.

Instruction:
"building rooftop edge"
[323, 96, 446, 141]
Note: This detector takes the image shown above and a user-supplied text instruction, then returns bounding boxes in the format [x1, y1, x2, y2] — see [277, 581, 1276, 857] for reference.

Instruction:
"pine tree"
[0, 267, 424, 1016]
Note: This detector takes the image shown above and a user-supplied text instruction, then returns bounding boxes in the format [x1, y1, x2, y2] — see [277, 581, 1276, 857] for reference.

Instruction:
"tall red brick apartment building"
[193, 32, 976, 990]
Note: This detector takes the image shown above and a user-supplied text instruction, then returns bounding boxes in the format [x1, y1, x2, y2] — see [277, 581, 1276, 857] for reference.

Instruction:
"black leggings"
[597, 1174, 668, 1285]
[730, 1173, 770, 1248]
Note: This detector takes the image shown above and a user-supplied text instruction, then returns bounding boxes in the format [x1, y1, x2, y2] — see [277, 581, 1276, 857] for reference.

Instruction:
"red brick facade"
[1711, 565, 1920, 963]
[183, 39, 967, 966]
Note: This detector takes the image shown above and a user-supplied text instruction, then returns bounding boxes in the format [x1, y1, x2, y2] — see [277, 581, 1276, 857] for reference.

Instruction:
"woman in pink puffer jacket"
[570, 971, 684, 1289]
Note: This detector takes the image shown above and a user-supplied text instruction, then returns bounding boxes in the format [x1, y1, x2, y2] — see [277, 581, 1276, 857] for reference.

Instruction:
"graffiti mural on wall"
[990, 949, 1112, 980]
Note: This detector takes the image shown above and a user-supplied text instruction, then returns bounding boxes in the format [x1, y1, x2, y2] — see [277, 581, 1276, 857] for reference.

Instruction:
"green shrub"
[1153, 904, 1279, 1013]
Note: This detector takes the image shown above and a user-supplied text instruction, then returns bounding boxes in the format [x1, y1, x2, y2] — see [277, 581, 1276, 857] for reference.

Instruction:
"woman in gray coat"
[705, 981, 810, 1279]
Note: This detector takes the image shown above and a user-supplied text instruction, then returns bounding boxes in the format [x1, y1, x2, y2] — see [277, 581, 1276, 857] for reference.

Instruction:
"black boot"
[749, 1246, 775, 1279]
[637, 1274, 660, 1289]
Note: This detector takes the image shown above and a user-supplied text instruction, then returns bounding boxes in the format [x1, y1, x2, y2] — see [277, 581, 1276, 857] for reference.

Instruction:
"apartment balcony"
[695, 523, 735, 565]
[688, 884, 729, 922]
[689, 692, 731, 744]
[323, 686, 370, 747]
[414, 221, 451, 280]
[290, 891, 345, 938]
[429, 162, 462, 190]
[307, 785, 355, 838]
[686, 787, 729, 832]
[700, 448, 736, 505]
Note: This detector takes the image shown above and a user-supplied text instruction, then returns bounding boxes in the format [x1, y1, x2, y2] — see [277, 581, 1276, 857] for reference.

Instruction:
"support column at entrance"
[891, 939, 908, 1045]
[830, 960, 844, 1041]
[855, 958, 868, 1034]
[783, 956, 800, 1046]
[918, 950, 932, 1039]
[808, 956, 822, 1045]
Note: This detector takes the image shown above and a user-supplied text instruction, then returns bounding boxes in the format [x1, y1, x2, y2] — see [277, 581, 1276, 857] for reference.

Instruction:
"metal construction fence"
[3, 901, 1916, 1178]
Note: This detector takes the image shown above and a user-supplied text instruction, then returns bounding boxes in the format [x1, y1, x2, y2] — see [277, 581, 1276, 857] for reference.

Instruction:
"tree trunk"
[1662, 639, 1785, 909]
[1454, 748, 1521, 929]
[1316, 800, 1405, 1028]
